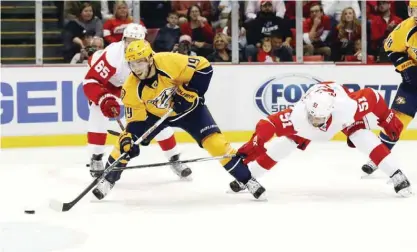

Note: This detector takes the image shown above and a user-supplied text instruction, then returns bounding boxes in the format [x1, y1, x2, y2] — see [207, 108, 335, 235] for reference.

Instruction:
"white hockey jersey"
[83, 41, 131, 104]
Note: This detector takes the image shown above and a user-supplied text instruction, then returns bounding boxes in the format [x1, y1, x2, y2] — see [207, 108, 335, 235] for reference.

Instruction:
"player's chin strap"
[111, 154, 237, 171]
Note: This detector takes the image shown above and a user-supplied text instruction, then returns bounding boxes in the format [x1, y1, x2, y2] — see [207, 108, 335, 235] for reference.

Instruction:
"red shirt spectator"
[172, 1, 211, 20]
[303, 4, 332, 45]
[103, 1, 146, 44]
[367, 1, 406, 19]
[257, 37, 276, 62]
[370, 1, 402, 50]
[180, 5, 214, 45]
[103, 18, 145, 43]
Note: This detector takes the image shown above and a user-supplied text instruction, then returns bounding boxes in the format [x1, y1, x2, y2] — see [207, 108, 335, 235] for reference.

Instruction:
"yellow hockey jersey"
[384, 17, 417, 72]
[121, 52, 210, 123]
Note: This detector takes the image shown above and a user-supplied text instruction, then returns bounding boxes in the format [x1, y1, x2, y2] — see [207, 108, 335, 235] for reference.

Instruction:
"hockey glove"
[173, 85, 200, 114]
[98, 94, 120, 118]
[237, 133, 268, 164]
[119, 131, 140, 159]
[377, 109, 403, 141]
[238, 120, 276, 163]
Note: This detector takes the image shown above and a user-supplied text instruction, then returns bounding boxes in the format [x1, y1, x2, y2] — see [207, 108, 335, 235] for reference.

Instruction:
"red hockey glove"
[98, 94, 120, 118]
[377, 109, 403, 141]
[237, 133, 268, 164]
[237, 119, 276, 163]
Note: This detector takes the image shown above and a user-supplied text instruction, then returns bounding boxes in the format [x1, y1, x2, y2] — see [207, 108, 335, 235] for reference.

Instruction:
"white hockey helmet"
[304, 87, 336, 127]
[122, 23, 147, 40]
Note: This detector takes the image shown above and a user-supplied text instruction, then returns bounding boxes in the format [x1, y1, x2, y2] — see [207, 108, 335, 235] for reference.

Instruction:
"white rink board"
[0, 64, 410, 137]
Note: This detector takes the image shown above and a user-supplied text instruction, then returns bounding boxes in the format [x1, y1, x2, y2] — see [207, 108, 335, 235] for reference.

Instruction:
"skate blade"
[398, 187, 413, 198]
[179, 175, 193, 182]
[253, 193, 268, 201]
[226, 189, 248, 194]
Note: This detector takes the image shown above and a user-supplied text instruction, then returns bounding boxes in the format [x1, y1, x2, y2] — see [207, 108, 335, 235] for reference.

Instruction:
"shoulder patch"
[406, 26, 417, 42]
[121, 88, 126, 100]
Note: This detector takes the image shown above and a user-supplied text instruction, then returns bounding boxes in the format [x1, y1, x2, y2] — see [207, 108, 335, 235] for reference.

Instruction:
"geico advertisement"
[0, 67, 124, 136]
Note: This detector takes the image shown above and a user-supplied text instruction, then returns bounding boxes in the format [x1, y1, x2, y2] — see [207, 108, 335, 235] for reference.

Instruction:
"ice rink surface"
[0, 141, 416, 252]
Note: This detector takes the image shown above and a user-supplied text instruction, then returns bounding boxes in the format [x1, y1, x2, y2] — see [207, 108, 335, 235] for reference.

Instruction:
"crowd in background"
[61, 0, 408, 64]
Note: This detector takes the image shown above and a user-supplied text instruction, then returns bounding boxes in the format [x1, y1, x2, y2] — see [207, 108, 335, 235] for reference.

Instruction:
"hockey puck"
[24, 210, 35, 214]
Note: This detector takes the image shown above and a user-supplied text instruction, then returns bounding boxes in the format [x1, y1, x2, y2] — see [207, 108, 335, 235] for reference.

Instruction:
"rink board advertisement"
[1, 64, 416, 148]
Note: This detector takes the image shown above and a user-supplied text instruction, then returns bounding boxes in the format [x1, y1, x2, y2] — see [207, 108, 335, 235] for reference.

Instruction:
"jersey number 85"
[94, 60, 110, 79]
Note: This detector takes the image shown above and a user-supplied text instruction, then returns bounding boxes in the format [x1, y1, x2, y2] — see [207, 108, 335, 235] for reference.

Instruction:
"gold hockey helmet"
[125, 40, 155, 79]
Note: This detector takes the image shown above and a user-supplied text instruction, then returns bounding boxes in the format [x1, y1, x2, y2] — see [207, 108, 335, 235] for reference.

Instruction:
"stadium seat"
[146, 28, 159, 45]
[344, 55, 375, 63]
[303, 55, 324, 62]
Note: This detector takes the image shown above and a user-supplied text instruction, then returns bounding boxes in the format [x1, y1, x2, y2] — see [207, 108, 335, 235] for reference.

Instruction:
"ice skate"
[361, 160, 378, 175]
[169, 154, 192, 179]
[389, 170, 412, 197]
[92, 179, 115, 200]
[89, 154, 105, 177]
[245, 177, 266, 200]
[229, 180, 246, 193]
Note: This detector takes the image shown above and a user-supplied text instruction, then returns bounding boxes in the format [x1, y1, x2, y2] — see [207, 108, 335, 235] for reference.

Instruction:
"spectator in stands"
[245, 0, 292, 62]
[154, 12, 181, 52]
[257, 37, 276, 62]
[331, 7, 361, 61]
[64, 1, 102, 22]
[101, 0, 132, 21]
[370, 1, 402, 56]
[140, 1, 172, 28]
[62, 2, 103, 62]
[172, 35, 197, 56]
[172, 1, 212, 25]
[71, 36, 104, 64]
[303, 3, 331, 60]
[367, 1, 408, 20]
[103, 1, 134, 45]
[180, 5, 214, 57]
[322, 0, 361, 22]
[207, 33, 232, 62]
[271, 33, 293, 62]
[222, 13, 247, 61]
[245, 0, 286, 20]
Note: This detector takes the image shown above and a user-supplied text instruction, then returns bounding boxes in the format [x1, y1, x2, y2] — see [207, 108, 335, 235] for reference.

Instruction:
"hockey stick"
[112, 107, 125, 131]
[49, 108, 174, 212]
[106, 108, 125, 136]
[110, 154, 237, 171]
[107, 130, 121, 136]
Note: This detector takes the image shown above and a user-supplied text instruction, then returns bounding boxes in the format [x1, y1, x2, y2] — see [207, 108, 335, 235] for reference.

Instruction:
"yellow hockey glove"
[119, 131, 140, 159]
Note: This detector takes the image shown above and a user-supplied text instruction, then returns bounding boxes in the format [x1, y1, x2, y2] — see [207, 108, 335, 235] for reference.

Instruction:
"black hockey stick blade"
[49, 177, 101, 212]
[107, 130, 121, 136]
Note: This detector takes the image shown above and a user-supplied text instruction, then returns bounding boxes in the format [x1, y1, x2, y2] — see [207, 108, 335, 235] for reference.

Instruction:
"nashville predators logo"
[395, 96, 406, 105]
[148, 88, 175, 109]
